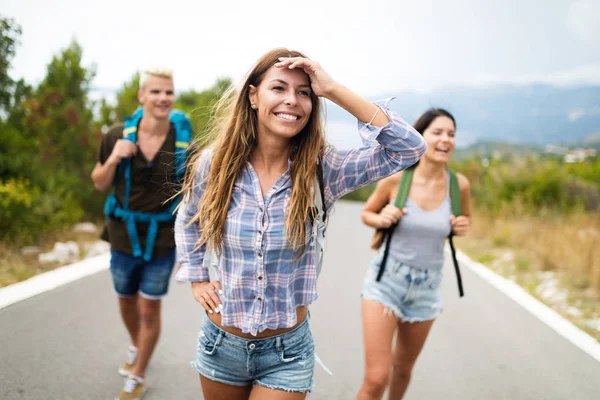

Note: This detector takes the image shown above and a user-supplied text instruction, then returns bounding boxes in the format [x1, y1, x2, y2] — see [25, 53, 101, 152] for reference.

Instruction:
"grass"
[0, 222, 104, 287]
[454, 210, 600, 342]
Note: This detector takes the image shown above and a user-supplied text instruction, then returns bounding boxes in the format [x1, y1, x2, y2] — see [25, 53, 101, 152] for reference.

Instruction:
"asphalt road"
[1, 201, 599, 399]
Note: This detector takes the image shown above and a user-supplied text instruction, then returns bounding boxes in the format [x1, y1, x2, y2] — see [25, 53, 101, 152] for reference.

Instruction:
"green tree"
[96, 73, 139, 128]
[30, 40, 96, 178]
[113, 72, 140, 122]
[0, 16, 21, 114]
[1, 39, 99, 242]
[175, 77, 231, 136]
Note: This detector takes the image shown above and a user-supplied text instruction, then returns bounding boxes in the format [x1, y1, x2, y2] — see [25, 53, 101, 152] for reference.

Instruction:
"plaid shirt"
[175, 99, 427, 335]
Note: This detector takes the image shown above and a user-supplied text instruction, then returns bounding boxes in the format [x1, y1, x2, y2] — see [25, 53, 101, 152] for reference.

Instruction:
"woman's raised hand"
[275, 57, 336, 98]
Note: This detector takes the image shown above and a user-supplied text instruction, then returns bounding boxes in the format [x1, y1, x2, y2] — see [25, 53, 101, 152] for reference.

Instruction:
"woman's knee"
[391, 359, 415, 379]
[363, 367, 390, 395]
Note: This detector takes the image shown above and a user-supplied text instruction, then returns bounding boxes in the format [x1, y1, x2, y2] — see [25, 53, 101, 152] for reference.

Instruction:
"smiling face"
[422, 116, 456, 164]
[248, 66, 313, 141]
[138, 75, 174, 120]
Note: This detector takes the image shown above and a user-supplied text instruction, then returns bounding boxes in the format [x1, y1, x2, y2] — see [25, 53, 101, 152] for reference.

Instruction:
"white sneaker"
[116, 375, 146, 400]
[118, 345, 138, 377]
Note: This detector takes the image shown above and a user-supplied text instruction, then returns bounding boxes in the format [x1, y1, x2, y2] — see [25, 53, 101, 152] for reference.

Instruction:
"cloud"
[541, 64, 600, 87]
[568, 109, 586, 122]
[454, 63, 600, 89]
[567, 0, 600, 46]
[567, 106, 600, 122]
[4, 0, 600, 96]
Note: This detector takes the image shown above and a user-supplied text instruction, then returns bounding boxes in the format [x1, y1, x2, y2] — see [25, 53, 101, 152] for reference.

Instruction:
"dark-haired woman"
[358, 109, 471, 400]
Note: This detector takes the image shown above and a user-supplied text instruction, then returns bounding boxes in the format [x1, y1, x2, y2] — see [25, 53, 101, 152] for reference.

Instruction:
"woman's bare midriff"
[207, 305, 307, 339]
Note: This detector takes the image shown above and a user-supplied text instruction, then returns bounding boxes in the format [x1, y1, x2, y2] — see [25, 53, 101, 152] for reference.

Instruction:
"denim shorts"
[192, 316, 315, 393]
[361, 253, 443, 322]
[109, 248, 176, 299]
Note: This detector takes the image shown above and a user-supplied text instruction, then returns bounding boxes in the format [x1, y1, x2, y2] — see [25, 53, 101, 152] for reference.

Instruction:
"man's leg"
[110, 249, 143, 377]
[130, 249, 176, 377]
[118, 295, 140, 347]
[130, 297, 161, 377]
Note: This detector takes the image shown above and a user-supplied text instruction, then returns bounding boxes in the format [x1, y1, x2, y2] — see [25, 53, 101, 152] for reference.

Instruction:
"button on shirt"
[175, 99, 427, 336]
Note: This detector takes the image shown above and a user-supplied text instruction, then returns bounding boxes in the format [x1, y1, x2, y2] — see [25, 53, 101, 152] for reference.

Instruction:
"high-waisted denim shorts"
[361, 252, 444, 322]
[192, 316, 315, 393]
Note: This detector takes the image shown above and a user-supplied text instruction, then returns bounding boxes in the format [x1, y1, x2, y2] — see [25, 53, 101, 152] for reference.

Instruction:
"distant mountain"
[579, 131, 600, 150]
[325, 84, 600, 148]
[452, 140, 543, 160]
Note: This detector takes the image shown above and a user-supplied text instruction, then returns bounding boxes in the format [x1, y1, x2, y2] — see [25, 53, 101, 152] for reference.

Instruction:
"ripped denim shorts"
[191, 316, 314, 393]
[361, 252, 444, 322]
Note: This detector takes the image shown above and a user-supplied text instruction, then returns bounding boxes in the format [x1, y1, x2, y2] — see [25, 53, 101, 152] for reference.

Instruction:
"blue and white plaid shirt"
[175, 99, 426, 335]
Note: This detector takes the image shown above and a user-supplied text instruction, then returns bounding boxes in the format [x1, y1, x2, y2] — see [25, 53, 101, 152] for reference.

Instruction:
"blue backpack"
[104, 108, 192, 261]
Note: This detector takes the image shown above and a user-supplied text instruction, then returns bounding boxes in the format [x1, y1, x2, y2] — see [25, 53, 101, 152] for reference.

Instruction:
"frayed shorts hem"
[361, 296, 441, 323]
[255, 380, 313, 393]
[193, 363, 313, 392]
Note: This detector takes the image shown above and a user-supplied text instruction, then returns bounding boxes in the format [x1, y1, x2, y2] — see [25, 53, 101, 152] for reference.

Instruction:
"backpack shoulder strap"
[169, 109, 193, 182]
[448, 169, 462, 216]
[447, 169, 465, 297]
[313, 156, 327, 277]
[375, 167, 414, 282]
[112, 108, 144, 207]
[122, 107, 143, 144]
[316, 156, 326, 221]
[394, 167, 414, 208]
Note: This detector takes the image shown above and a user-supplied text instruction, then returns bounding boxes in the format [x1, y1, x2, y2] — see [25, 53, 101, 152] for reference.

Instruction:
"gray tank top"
[387, 175, 452, 270]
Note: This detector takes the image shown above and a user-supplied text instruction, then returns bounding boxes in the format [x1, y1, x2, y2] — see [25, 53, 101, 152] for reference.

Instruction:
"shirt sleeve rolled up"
[322, 98, 427, 206]
[175, 150, 212, 282]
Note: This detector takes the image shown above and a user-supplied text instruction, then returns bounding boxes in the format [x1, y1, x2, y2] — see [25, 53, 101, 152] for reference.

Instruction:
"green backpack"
[373, 167, 464, 297]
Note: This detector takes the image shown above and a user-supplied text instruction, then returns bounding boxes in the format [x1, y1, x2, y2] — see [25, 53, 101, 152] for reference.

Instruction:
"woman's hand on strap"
[378, 205, 407, 228]
[450, 215, 470, 236]
[191, 281, 223, 314]
[275, 57, 336, 98]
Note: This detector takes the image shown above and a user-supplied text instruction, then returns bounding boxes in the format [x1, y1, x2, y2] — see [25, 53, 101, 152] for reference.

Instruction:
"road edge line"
[0, 252, 110, 310]
[456, 249, 600, 363]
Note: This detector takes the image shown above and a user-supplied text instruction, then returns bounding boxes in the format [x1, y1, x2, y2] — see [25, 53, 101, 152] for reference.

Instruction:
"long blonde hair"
[182, 48, 326, 253]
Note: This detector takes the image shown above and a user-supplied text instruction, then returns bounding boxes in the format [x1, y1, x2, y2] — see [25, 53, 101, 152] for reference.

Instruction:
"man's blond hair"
[139, 67, 173, 90]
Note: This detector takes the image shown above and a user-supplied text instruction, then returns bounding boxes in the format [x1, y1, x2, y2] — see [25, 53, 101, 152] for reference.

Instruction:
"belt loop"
[275, 336, 282, 352]
[215, 331, 223, 347]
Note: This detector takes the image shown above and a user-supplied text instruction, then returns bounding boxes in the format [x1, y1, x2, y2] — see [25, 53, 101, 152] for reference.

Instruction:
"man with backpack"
[91, 68, 192, 400]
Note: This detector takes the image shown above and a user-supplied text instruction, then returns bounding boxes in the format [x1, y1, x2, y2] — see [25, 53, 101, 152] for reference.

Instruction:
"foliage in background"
[0, 17, 22, 113]
[344, 154, 600, 218]
[0, 15, 231, 244]
[450, 155, 600, 216]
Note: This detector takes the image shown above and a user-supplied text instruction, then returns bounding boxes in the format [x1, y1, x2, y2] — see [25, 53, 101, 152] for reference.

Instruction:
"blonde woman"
[175, 48, 427, 400]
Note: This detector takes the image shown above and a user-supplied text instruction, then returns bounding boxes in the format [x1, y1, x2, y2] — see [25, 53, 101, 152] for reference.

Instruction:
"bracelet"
[367, 105, 382, 126]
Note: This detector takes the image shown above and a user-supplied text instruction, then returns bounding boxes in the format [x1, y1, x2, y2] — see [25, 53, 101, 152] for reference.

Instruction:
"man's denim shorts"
[109, 248, 176, 300]
[192, 316, 315, 393]
[361, 252, 444, 322]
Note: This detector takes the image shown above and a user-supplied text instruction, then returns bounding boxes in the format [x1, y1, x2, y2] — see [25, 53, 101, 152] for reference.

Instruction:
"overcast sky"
[2, 0, 600, 97]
